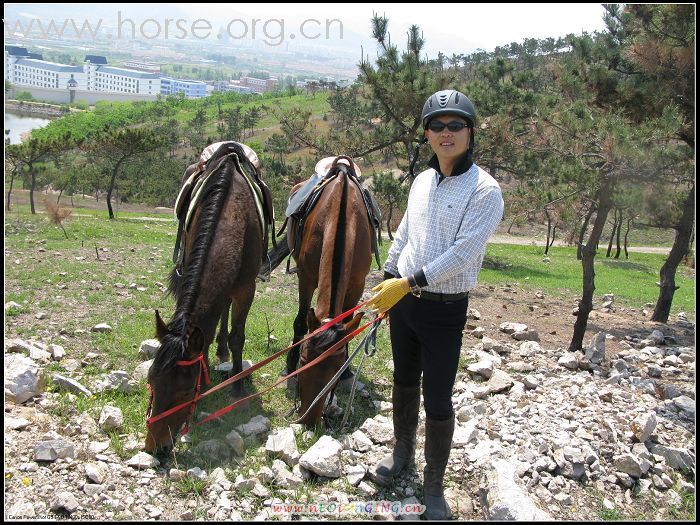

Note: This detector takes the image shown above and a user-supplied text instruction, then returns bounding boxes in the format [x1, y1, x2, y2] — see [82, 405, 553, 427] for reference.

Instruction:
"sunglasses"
[427, 120, 471, 132]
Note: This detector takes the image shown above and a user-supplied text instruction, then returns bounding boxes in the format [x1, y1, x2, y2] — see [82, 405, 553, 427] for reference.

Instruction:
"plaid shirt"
[385, 162, 504, 294]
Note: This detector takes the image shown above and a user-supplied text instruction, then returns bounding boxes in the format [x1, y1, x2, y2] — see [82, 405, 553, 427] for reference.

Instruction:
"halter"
[146, 352, 211, 436]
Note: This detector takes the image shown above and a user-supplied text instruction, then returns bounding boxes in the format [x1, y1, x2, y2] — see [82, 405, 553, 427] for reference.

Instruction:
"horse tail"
[331, 169, 359, 317]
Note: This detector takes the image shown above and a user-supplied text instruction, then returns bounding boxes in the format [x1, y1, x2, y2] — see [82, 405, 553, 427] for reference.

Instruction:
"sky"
[6, 3, 609, 59]
[179, 3, 609, 56]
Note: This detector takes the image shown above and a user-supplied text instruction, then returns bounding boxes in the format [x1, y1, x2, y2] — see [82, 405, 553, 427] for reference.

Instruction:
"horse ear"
[344, 312, 365, 333]
[307, 308, 321, 331]
[154, 310, 168, 340]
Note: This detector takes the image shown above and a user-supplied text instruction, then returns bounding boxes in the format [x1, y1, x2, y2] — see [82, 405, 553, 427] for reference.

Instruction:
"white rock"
[360, 415, 394, 444]
[4, 354, 46, 404]
[631, 412, 657, 443]
[50, 491, 80, 513]
[482, 458, 552, 520]
[138, 339, 161, 359]
[127, 452, 160, 469]
[85, 463, 107, 484]
[558, 353, 579, 370]
[298, 435, 343, 478]
[235, 415, 271, 438]
[98, 405, 124, 431]
[265, 427, 300, 466]
[500, 322, 528, 334]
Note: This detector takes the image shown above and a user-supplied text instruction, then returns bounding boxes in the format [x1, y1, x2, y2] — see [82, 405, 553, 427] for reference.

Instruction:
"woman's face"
[424, 114, 471, 163]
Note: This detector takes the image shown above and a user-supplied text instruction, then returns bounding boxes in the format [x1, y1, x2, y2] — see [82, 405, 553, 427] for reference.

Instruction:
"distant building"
[160, 77, 207, 98]
[84, 56, 160, 95]
[239, 76, 278, 94]
[5, 48, 160, 95]
[5, 46, 84, 89]
[123, 61, 161, 73]
[212, 81, 254, 94]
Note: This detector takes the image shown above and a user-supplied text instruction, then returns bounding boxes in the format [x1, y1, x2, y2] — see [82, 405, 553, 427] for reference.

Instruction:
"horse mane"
[168, 143, 259, 300]
[153, 146, 239, 376]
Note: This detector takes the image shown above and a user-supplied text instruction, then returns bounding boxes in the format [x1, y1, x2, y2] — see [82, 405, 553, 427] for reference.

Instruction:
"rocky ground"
[5, 279, 696, 522]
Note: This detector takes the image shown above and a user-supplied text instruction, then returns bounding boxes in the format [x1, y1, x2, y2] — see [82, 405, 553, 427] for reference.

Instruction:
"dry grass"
[43, 198, 73, 238]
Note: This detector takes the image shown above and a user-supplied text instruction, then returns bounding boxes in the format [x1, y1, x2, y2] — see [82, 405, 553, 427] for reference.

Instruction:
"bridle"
[146, 353, 211, 436]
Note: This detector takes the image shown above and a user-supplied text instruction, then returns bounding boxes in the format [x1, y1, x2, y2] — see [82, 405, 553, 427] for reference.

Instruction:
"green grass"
[479, 243, 695, 315]
[668, 488, 695, 520]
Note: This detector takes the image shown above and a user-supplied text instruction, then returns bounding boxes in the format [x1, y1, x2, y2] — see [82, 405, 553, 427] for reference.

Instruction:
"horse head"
[145, 310, 208, 456]
[296, 308, 364, 426]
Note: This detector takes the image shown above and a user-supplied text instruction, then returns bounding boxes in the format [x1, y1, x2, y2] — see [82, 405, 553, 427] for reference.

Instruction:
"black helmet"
[422, 89, 476, 128]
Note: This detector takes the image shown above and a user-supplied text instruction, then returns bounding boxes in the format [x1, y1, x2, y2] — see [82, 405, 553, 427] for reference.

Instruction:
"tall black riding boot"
[423, 414, 455, 520]
[373, 383, 420, 484]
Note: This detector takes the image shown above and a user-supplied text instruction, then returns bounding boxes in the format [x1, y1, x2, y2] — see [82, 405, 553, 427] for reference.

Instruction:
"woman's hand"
[367, 277, 410, 313]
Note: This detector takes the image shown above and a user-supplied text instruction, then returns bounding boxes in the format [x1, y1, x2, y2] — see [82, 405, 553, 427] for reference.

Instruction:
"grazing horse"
[145, 143, 264, 455]
[284, 156, 374, 426]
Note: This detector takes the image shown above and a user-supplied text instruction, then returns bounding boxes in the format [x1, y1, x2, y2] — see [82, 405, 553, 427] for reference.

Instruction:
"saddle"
[278, 156, 382, 272]
[172, 142, 276, 274]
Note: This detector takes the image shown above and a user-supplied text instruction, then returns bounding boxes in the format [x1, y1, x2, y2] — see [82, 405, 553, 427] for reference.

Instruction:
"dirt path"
[489, 234, 672, 255]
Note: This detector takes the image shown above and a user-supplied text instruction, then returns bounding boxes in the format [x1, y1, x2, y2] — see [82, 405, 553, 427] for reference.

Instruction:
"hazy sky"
[8, 3, 609, 58]
[179, 3, 608, 56]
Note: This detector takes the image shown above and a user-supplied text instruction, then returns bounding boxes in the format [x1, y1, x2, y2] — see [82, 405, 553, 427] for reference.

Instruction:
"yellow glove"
[367, 278, 410, 313]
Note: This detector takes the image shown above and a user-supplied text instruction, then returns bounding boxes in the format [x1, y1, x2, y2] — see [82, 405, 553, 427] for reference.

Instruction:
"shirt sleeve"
[384, 208, 409, 277]
[422, 185, 504, 287]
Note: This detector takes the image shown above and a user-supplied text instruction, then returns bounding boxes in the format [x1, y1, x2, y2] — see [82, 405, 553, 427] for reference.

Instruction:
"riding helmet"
[421, 89, 476, 129]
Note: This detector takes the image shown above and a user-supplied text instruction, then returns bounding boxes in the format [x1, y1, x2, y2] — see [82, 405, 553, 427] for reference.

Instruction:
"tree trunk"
[56, 186, 64, 205]
[544, 208, 553, 255]
[606, 209, 618, 257]
[623, 218, 633, 259]
[549, 225, 557, 250]
[652, 185, 695, 322]
[106, 160, 122, 220]
[29, 165, 36, 215]
[507, 216, 517, 234]
[386, 201, 394, 241]
[6, 171, 15, 211]
[577, 205, 596, 260]
[614, 209, 623, 259]
[570, 179, 614, 351]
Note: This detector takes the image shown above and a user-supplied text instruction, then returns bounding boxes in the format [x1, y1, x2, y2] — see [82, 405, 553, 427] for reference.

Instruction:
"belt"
[416, 290, 469, 302]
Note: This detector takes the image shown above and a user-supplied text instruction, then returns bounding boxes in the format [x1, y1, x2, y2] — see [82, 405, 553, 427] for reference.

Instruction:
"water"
[4, 111, 52, 144]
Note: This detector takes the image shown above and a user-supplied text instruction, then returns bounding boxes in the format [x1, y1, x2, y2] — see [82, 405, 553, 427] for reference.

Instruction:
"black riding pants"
[388, 293, 469, 421]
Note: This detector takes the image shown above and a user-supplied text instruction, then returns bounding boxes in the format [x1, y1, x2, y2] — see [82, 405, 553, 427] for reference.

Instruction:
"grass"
[5, 203, 696, 482]
[479, 243, 695, 315]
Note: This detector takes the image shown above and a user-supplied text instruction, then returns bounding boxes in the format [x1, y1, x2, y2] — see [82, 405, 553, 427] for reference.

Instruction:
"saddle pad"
[183, 152, 265, 235]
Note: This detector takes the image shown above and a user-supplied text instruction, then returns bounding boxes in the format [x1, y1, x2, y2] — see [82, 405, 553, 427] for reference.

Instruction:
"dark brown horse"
[145, 143, 264, 454]
[284, 156, 373, 426]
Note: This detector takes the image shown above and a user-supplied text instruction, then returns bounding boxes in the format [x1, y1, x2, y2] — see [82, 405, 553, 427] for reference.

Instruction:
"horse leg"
[228, 283, 255, 399]
[216, 299, 231, 364]
[286, 276, 314, 375]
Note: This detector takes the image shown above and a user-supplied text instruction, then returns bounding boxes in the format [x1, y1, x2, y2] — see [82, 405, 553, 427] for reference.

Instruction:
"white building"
[5, 46, 84, 90]
[5, 48, 160, 96]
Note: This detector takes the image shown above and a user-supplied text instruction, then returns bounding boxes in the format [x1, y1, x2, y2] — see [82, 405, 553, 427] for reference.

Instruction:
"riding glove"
[368, 278, 410, 313]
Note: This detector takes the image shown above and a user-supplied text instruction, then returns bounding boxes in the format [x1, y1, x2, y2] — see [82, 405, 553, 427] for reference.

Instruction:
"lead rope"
[339, 316, 380, 431]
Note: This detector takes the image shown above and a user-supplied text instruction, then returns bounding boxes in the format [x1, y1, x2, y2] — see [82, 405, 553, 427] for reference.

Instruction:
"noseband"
[146, 353, 211, 436]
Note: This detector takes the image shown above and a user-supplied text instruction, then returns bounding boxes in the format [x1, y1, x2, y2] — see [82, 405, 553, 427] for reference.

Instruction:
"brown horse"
[284, 156, 373, 426]
[145, 143, 264, 455]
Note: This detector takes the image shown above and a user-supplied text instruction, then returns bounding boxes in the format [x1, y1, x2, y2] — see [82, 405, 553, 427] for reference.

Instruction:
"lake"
[4, 110, 52, 144]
